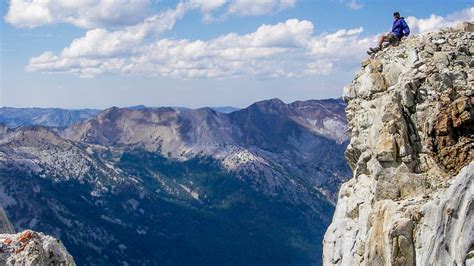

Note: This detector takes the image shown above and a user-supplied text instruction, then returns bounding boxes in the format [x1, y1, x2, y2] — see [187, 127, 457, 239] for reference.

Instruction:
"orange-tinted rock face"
[432, 95, 473, 174]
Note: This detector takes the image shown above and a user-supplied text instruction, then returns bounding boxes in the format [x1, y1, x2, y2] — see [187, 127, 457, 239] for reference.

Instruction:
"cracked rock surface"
[323, 22, 474, 265]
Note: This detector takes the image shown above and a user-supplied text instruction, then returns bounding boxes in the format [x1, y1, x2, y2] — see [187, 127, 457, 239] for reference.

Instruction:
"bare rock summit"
[324, 22, 474, 265]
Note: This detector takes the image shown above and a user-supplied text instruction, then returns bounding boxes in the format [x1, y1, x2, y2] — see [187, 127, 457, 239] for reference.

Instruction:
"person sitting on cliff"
[368, 12, 410, 55]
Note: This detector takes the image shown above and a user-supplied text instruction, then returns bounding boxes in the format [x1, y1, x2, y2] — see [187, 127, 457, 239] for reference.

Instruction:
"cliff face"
[323, 22, 474, 265]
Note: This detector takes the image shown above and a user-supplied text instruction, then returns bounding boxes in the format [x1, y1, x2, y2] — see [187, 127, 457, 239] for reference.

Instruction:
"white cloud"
[5, 0, 298, 28]
[124, 19, 315, 78]
[188, 0, 227, 12]
[5, 0, 153, 29]
[59, 4, 187, 58]
[304, 59, 336, 76]
[307, 27, 369, 57]
[26, 16, 368, 79]
[406, 7, 474, 34]
[4, 0, 52, 28]
[21, 2, 471, 80]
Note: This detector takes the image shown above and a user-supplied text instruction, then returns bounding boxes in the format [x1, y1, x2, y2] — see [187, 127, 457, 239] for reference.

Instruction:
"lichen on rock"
[324, 22, 474, 265]
[0, 230, 75, 265]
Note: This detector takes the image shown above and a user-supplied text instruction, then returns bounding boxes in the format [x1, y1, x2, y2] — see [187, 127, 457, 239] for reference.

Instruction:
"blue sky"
[1, 0, 473, 109]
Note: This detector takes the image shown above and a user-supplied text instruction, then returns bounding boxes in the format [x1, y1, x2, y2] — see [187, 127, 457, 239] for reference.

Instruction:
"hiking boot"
[369, 47, 380, 53]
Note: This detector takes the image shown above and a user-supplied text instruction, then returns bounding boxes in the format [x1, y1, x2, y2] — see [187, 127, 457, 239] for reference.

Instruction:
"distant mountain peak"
[256, 98, 286, 106]
[127, 105, 148, 110]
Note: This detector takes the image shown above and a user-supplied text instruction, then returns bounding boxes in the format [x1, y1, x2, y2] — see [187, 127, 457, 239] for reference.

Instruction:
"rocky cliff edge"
[323, 22, 474, 265]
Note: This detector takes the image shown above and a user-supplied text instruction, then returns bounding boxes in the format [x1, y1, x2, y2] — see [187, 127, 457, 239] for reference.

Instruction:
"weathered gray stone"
[424, 44, 435, 54]
[323, 23, 473, 266]
[433, 38, 446, 45]
[461, 21, 474, 32]
[413, 60, 425, 69]
[401, 86, 415, 109]
[433, 52, 449, 67]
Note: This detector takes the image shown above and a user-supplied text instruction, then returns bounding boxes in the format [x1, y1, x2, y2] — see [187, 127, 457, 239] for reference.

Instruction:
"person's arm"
[402, 20, 410, 37]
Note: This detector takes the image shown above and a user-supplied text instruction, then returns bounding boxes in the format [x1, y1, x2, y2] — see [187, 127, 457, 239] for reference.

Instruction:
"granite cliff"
[323, 22, 474, 265]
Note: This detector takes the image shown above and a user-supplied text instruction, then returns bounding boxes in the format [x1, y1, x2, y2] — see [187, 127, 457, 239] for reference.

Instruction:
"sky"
[0, 0, 473, 109]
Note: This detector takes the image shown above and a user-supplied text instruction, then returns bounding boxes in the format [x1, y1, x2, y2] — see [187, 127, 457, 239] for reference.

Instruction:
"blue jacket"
[392, 18, 410, 39]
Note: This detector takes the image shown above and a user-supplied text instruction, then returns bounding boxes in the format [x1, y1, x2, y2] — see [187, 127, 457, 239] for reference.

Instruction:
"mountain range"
[0, 106, 241, 129]
[0, 98, 349, 265]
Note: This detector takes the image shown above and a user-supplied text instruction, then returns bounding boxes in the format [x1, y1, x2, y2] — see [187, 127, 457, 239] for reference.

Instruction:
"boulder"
[0, 230, 75, 265]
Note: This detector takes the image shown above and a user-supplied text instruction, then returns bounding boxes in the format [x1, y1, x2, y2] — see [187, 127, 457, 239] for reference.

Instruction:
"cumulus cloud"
[406, 7, 474, 34]
[307, 27, 368, 57]
[5, 0, 153, 29]
[26, 16, 368, 79]
[60, 4, 187, 58]
[5, 0, 298, 28]
[21, 1, 471, 80]
[188, 0, 228, 12]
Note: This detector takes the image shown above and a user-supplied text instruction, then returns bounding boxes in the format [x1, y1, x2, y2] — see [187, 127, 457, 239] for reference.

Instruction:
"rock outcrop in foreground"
[0, 230, 74, 265]
[324, 22, 473, 265]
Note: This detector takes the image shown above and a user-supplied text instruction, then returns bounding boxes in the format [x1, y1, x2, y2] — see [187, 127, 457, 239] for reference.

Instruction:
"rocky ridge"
[60, 98, 349, 201]
[0, 230, 74, 265]
[323, 22, 473, 265]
